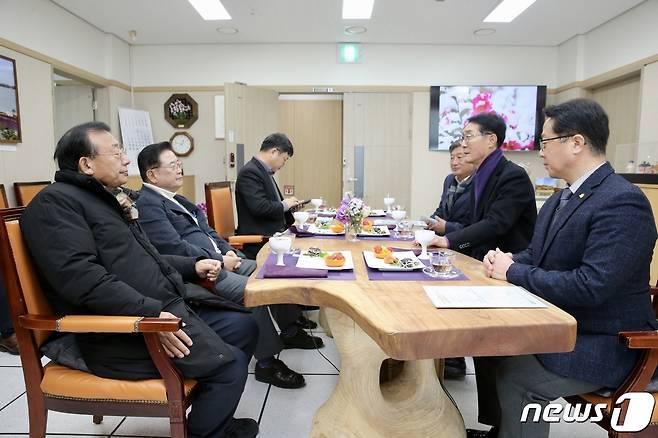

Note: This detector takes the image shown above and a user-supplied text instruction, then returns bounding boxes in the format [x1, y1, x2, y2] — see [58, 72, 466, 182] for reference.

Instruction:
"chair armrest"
[19, 314, 181, 333]
[229, 235, 267, 245]
[619, 331, 658, 349]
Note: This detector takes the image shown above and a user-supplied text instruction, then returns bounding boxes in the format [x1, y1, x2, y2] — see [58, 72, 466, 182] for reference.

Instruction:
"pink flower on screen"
[505, 140, 523, 151]
[472, 93, 493, 114]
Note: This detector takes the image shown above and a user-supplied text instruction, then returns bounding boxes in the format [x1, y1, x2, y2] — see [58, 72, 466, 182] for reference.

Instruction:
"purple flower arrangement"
[335, 194, 371, 227]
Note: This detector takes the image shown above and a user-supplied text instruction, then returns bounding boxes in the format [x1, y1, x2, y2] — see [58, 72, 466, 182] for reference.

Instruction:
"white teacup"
[269, 236, 292, 266]
[293, 211, 310, 228]
[390, 210, 406, 223]
[311, 198, 323, 211]
[384, 197, 395, 211]
[414, 229, 436, 259]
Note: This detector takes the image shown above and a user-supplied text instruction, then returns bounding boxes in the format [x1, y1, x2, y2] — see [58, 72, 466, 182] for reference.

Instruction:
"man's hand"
[425, 235, 449, 248]
[283, 197, 300, 210]
[487, 249, 514, 281]
[157, 311, 193, 359]
[483, 250, 498, 277]
[222, 254, 242, 272]
[225, 250, 238, 258]
[428, 217, 447, 234]
[195, 259, 222, 282]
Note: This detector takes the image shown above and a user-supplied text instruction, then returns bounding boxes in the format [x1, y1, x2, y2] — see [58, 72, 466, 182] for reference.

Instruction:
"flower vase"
[345, 221, 361, 242]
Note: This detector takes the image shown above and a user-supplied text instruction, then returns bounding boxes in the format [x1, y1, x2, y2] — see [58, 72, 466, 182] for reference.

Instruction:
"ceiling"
[51, 0, 645, 46]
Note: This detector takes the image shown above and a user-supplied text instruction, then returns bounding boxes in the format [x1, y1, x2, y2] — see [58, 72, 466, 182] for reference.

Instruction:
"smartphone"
[420, 215, 439, 225]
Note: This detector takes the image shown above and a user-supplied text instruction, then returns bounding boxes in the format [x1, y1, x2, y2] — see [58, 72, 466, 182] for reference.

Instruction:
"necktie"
[550, 189, 573, 228]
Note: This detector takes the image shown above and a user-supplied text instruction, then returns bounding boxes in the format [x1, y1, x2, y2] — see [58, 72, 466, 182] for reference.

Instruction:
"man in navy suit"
[428, 140, 475, 236]
[471, 99, 658, 438]
[136, 142, 325, 390]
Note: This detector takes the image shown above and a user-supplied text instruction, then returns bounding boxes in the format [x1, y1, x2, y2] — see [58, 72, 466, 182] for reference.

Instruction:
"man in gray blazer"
[470, 99, 658, 438]
[136, 142, 325, 390]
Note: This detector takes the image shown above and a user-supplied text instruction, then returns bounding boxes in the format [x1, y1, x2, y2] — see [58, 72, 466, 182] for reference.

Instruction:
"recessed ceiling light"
[344, 25, 367, 35]
[484, 0, 537, 23]
[473, 28, 496, 36]
[343, 0, 375, 19]
[188, 0, 231, 20]
[217, 26, 238, 35]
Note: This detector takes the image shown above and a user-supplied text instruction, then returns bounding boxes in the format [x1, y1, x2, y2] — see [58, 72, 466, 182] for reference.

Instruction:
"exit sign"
[337, 43, 361, 64]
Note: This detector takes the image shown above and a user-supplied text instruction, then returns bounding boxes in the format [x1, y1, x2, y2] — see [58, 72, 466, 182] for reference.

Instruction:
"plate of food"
[296, 247, 354, 270]
[308, 221, 345, 235]
[368, 209, 387, 217]
[357, 224, 391, 237]
[363, 246, 424, 271]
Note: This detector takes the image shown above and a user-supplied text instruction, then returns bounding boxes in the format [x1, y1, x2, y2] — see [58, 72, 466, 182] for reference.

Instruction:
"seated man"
[476, 99, 658, 438]
[427, 140, 475, 237]
[136, 142, 323, 389]
[426, 140, 475, 379]
[21, 122, 259, 438]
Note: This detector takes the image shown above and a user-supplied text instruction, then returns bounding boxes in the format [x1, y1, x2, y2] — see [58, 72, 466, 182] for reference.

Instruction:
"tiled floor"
[0, 314, 605, 437]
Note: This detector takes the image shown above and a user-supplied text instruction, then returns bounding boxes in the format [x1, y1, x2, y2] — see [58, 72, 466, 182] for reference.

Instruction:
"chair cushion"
[576, 391, 658, 425]
[41, 363, 197, 403]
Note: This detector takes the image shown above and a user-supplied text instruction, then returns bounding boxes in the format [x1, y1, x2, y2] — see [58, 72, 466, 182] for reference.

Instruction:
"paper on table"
[423, 286, 548, 308]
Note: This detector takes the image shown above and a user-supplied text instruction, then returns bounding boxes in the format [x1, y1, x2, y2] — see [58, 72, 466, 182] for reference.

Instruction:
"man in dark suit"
[426, 140, 475, 378]
[235, 133, 305, 259]
[21, 122, 259, 438]
[427, 112, 536, 262]
[473, 99, 658, 438]
[136, 142, 324, 389]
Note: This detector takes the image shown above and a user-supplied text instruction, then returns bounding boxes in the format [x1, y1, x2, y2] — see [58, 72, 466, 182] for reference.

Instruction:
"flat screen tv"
[429, 85, 547, 151]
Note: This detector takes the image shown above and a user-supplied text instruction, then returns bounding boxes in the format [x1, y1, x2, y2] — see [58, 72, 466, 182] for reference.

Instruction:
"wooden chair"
[204, 181, 267, 250]
[0, 208, 198, 438]
[13, 181, 51, 206]
[564, 285, 658, 437]
[0, 184, 8, 209]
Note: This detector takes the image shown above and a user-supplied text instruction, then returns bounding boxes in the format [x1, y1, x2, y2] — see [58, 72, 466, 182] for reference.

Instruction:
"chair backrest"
[0, 184, 8, 209]
[0, 209, 54, 347]
[14, 181, 51, 206]
[205, 182, 236, 239]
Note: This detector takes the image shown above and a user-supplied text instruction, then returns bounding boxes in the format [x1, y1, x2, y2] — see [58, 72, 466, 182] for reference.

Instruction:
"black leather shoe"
[444, 357, 466, 379]
[281, 329, 324, 349]
[223, 417, 259, 438]
[0, 334, 19, 355]
[296, 315, 318, 330]
[255, 359, 305, 389]
[466, 427, 498, 438]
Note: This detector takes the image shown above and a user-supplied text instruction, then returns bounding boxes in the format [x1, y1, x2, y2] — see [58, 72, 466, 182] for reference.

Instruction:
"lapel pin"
[578, 193, 584, 199]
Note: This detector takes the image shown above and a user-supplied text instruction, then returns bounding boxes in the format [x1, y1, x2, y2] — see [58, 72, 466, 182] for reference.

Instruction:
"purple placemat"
[256, 253, 356, 280]
[365, 257, 469, 281]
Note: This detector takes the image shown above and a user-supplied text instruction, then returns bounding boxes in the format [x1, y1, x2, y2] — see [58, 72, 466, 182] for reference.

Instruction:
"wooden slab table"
[245, 238, 576, 438]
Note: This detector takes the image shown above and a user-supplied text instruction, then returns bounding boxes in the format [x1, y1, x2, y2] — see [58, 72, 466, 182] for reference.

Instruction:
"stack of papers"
[423, 286, 547, 308]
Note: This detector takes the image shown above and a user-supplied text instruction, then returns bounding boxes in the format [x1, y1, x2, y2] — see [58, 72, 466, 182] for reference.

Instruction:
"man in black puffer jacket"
[21, 122, 259, 438]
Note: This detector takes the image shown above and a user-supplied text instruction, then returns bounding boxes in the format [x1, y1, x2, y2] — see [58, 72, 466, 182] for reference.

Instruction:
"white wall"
[132, 43, 558, 88]
[0, 46, 56, 207]
[0, 0, 130, 84]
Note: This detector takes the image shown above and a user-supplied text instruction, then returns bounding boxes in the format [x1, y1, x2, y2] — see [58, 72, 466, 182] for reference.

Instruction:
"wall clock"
[170, 131, 194, 157]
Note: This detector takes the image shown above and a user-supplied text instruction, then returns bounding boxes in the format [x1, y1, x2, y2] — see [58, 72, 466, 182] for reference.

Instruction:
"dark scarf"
[445, 175, 473, 216]
[473, 148, 504, 209]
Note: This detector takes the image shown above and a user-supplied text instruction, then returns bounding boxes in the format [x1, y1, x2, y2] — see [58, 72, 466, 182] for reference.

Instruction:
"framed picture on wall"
[164, 93, 198, 129]
[0, 55, 21, 143]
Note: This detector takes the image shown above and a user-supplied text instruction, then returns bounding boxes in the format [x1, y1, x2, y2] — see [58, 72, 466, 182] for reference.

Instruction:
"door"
[224, 83, 279, 182]
[53, 84, 94, 141]
[277, 95, 343, 207]
[343, 93, 412, 210]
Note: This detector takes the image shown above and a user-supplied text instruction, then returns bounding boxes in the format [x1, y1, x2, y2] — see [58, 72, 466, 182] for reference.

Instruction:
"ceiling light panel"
[483, 0, 536, 23]
[342, 0, 375, 19]
[188, 0, 231, 20]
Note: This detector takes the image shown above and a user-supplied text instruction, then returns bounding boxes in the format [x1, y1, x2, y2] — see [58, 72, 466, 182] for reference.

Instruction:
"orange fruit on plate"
[374, 245, 392, 259]
[362, 218, 374, 231]
[324, 252, 346, 267]
[330, 222, 345, 233]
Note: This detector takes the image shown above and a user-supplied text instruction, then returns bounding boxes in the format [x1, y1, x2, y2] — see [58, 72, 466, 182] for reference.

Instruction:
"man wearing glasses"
[427, 112, 536, 262]
[473, 99, 658, 438]
[21, 123, 260, 438]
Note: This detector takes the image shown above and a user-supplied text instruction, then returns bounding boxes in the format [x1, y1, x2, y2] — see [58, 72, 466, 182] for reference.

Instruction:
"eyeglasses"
[93, 146, 127, 159]
[539, 135, 574, 150]
[459, 132, 492, 143]
[154, 160, 184, 171]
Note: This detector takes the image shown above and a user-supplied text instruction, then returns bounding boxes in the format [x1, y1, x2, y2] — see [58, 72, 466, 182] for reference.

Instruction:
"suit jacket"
[235, 157, 293, 237]
[137, 185, 234, 268]
[445, 157, 536, 261]
[432, 174, 472, 236]
[507, 162, 658, 388]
